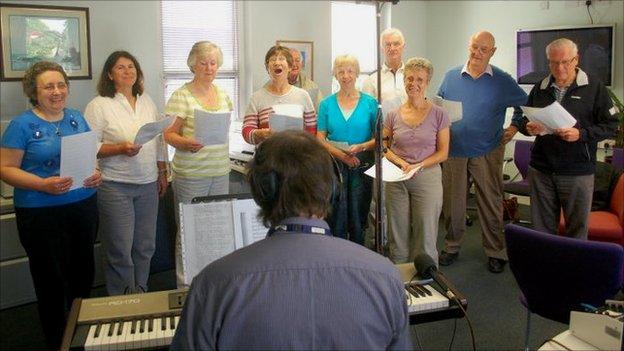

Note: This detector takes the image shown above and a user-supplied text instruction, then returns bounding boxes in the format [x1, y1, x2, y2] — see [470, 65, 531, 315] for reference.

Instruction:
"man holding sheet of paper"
[437, 31, 527, 273]
[163, 41, 234, 287]
[512, 38, 618, 239]
[242, 46, 316, 145]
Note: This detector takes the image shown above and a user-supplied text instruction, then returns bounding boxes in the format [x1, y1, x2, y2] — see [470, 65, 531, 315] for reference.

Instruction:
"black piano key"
[161, 316, 167, 330]
[94, 323, 102, 338]
[148, 318, 153, 333]
[139, 319, 145, 333]
[407, 286, 421, 298]
[411, 286, 425, 297]
[169, 316, 175, 330]
[107, 322, 115, 337]
[421, 285, 433, 296]
[117, 321, 124, 336]
[131, 319, 137, 334]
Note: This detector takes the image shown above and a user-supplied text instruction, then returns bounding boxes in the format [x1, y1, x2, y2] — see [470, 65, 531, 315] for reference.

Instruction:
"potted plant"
[607, 88, 624, 148]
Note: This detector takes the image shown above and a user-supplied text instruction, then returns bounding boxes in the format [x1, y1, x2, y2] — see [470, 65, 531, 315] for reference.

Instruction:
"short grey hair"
[187, 41, 224, 73]
[332, 54, 360, 76]
[546, 38, 578, 59]
[404, 57, 433, 82]
[380, 27, 405, 47]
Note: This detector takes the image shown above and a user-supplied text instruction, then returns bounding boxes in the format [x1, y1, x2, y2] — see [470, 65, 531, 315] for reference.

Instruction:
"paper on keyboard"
[521, 101, 577, 135]
[364, 157, 422, 182]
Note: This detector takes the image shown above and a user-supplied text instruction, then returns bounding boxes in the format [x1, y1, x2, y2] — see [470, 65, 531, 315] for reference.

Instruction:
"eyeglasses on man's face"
[548, 56, 577, 68]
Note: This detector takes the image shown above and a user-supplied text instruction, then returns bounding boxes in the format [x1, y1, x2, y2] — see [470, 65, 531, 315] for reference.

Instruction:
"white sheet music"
[194, 110, 230, 145]
[269, 114, 303, 132]
[364, 157, 422, 182]
[60, 131, 97, 190]
[133, 115, 174, 145]
[180, 201, 237, 285]
[434, 96, 463, 123]
[272, 104, 303, 118]
[179, 197, 268, 285]
[521, 101, 577, 135]
[232, 198, 267, 247]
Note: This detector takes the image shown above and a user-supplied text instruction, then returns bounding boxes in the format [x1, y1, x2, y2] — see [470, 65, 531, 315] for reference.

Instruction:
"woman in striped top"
[163, 41, 233, 287]
[242, 45, 316, 145]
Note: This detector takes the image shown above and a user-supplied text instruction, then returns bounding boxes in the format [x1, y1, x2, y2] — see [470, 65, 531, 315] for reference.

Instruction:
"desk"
[538, 330, 597, 350]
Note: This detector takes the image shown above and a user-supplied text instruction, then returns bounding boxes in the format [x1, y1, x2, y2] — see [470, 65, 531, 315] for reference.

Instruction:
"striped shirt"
[242, 85, 316, 144]
[165, 83, 233, 178]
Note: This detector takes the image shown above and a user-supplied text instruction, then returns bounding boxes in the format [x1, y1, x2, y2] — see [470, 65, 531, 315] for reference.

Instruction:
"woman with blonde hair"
[164, 41, 234, 286]
[317, 54, 377, 244]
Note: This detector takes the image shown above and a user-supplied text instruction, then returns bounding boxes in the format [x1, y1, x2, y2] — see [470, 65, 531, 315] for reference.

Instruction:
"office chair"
[504, 224, 624, 351]
[503, 140, 532, 197]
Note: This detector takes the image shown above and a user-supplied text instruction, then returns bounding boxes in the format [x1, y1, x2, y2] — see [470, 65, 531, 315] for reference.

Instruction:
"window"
[160, 0, 240, 118]
[330, 1, 377, 93]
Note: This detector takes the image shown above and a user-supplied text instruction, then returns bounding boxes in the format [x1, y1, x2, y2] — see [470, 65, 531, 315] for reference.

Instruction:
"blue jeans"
[328, 152, 373, 245]
[98, 181, 159, 295]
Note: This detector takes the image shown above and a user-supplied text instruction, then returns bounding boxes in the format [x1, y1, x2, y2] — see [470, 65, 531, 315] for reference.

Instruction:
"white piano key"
[119, 321, 132, 351]
[107, 322, 119, 351]
[138, 318, 151, 349]
[163, 316, 175, 345]
[152, 318, 164, 347]
[84, 325, 98, 351]
[97, 323, 111, 350]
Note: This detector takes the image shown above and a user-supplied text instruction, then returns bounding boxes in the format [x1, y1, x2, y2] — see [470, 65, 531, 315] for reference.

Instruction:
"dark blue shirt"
[171, 217, 412, 350]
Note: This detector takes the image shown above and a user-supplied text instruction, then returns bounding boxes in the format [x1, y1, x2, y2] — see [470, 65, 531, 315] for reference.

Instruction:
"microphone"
[414, 253, 457, 300]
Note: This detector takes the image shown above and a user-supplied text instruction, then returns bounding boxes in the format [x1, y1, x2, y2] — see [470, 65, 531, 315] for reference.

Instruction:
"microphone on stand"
[414, 254, 457, 300]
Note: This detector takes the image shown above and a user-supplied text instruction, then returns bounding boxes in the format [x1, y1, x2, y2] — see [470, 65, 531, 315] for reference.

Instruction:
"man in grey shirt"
[171, 131, 411, 350]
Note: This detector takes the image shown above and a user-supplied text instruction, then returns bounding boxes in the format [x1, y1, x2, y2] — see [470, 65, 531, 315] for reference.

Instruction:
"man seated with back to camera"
[170, 130, 411, 350]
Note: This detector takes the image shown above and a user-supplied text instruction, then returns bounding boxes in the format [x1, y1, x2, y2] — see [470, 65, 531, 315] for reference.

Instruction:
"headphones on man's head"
[249, 152, 343, 210]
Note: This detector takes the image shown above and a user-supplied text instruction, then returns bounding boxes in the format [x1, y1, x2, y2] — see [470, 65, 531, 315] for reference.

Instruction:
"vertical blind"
[160, 0, 239, 117]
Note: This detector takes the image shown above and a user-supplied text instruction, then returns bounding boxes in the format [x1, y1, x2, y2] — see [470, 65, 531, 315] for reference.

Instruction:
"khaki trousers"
[441, 144, 507, 260]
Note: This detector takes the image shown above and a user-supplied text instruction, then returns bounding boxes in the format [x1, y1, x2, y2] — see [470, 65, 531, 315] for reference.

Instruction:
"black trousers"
[15, 194, 98, 350]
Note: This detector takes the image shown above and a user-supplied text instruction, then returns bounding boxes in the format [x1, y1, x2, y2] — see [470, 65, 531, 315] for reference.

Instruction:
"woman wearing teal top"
[0, 61, 101, 350]
[317, 55, 377, 245]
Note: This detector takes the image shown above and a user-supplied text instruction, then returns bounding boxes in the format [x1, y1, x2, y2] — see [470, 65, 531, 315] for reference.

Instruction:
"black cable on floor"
[447, 318, 458, 351]
[453, 297, 476, 351]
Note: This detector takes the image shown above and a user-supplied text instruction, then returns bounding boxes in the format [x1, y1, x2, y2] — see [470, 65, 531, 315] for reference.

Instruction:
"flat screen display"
[517, 25, 614, 86]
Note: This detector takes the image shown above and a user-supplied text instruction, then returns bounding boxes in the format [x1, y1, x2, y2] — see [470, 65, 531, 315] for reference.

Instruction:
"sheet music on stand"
[179, 193, 268, 285]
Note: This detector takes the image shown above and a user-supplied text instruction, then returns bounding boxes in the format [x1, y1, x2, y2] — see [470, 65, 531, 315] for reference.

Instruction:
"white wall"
[0, 0, 163, 122]
[424, 0, 624, 100]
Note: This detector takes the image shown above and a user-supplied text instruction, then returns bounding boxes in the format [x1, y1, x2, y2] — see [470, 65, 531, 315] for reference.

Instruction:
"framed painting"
[0, 3, 91, 81]
[276, 39, 313, 80]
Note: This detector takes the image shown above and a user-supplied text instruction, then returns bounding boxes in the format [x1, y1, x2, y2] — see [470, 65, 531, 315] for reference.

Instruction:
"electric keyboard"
[395, 263, 469, 325]
[60, 289, 188, 351]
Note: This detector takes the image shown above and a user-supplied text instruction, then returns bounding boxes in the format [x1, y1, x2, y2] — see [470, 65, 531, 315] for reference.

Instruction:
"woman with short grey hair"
[164, 40, 234, 287]
[383, 57, 450, 264]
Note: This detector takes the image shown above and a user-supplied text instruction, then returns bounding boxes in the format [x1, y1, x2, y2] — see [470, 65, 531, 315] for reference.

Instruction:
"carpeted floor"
[0, 204, 568, 350]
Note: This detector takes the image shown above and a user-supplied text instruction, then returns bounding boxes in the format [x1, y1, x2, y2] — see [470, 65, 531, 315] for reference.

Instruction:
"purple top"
[384, 104, 450, 164]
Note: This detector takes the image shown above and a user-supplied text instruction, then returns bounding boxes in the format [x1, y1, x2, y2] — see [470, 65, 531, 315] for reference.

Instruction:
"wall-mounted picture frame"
[0, 3, 91, 81]
[276, 40, 314, 80]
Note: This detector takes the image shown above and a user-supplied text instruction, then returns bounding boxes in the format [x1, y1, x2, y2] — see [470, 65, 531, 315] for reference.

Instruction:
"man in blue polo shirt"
[171, 131, 411, 350]
[437, 31, 527, 273]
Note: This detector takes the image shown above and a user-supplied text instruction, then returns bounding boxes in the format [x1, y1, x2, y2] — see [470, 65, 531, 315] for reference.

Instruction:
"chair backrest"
[611, 174, 624, 225]
[513, 140, 532, 180]
[505, 224, 624, 324]
[612, 148, 623, 170]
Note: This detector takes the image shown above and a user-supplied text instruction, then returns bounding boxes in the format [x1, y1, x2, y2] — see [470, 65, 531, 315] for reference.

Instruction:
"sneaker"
[487, 257, 507, 273]
[438, 251, 459, 266]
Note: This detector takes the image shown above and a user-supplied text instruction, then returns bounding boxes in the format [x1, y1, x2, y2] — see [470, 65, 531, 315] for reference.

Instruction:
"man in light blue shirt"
[437, 31, 527, 273]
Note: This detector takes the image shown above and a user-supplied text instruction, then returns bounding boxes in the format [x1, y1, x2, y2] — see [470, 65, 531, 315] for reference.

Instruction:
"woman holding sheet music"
[0, 61, 100, 350]
[316, 55, 376, 245]
[85, 51, 167, 296]
[242, 45, 316, 145]
[163, 41, 234, 287]
[383, 57, 450, 265]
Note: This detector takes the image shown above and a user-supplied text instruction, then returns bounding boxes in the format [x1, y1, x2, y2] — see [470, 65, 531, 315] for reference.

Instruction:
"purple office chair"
[612, 148, 624, 170]
[503, 140, 532, 197]
[505, 224, 624, 350]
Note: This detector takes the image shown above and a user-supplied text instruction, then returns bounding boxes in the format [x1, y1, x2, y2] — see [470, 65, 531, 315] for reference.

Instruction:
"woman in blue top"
[0, 61, 101, 350]
[317, 55, 377, 245]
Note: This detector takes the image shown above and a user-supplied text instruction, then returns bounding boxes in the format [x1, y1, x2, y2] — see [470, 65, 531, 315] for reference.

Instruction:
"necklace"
[52, 120, 62, 136]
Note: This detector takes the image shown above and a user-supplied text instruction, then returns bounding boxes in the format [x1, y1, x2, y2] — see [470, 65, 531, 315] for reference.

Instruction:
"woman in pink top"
[383, 57, 450, 264]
